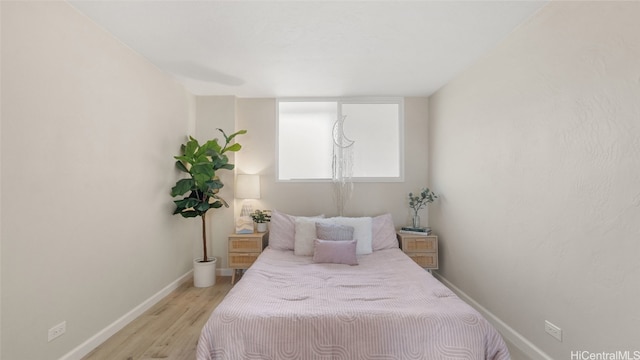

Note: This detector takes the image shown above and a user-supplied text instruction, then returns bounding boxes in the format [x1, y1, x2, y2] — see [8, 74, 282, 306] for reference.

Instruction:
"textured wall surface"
[429, 2, 640, 358]
[1, 2, 195, 359]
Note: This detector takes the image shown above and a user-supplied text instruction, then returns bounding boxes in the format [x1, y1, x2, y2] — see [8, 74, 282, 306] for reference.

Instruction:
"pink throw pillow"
[312, 239, 358, 265]
[372, 213, 399, 251]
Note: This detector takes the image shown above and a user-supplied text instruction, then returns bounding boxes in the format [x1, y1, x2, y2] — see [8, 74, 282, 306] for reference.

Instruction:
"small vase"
[412, 214, 421, 228]
[256, 222, 268, 233]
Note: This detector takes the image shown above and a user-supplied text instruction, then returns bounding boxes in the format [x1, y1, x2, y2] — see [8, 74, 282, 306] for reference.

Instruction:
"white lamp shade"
[236, 174, 261, 199]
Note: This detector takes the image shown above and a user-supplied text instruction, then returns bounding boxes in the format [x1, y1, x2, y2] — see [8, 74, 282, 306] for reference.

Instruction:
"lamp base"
[240, 201, 253, 217]
[235, 216, 254, 234]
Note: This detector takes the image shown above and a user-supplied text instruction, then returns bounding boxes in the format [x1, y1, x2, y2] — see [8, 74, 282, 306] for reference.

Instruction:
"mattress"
[197, 248, 510, 360]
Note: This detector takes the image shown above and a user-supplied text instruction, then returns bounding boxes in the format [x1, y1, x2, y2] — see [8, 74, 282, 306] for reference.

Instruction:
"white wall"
[0, 2, 3, 354]
[235, 97, 430, 225]
[1, 2, 196, 359]
[429, 2, 640, 359]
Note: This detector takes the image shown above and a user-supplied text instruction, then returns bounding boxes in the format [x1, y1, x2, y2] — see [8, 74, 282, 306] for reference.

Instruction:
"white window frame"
[276, 97, 404, 183]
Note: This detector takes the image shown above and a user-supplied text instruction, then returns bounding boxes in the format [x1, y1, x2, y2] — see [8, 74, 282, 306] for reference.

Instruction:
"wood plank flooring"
[82, 276, 233, 360]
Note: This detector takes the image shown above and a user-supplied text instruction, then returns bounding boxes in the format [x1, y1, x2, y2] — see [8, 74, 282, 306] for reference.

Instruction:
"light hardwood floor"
[82, 276, 232, 360]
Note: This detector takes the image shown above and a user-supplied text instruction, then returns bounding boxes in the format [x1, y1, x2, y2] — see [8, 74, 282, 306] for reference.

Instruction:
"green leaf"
[184, 138, 198, 157]
[213, 153, 228, 164]
[210, 201, 224, 209]
[221, 129, 247, 143]
[212, 156, 228, 170]
[205, 179, 224, 191]
[210, 194, 229, 208]
[193, 173, 214, 189]
[198, 139, 222, 157]
[175, 160, 188, 173]
[171, 179, 195, 197]
[179, 210, 200, 218]
[174, 155, 193, 165]
[224, 143, 242, 152]
[174, 198, 199, 210]
[219, 163, 234, 170]
[190, 163, 215, 179]
[195, 202, 211, 212]
[207, 178, 224, 189]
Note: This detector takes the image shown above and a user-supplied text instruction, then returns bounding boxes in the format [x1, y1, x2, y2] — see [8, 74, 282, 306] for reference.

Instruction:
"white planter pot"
[256, 222, 268, 233]
[193, 257, 217, 288]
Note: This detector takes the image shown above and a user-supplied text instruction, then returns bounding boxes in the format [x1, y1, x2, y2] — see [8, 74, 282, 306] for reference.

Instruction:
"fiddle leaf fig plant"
[171, 128, 246, 262]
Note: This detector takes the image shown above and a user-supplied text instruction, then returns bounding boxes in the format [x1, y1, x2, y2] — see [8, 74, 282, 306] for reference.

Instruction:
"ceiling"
[69, 1, 548, 98]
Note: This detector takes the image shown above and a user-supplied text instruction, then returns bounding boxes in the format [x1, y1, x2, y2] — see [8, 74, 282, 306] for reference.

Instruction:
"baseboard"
[59, 270, 193, 360]
[432, 272, 553, 360]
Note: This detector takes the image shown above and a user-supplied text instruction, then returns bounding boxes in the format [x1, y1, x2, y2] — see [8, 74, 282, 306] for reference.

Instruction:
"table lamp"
[235, 174, 260, 233]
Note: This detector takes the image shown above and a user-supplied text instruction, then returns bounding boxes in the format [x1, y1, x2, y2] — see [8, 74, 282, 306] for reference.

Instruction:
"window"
[277, 98, 403, 182]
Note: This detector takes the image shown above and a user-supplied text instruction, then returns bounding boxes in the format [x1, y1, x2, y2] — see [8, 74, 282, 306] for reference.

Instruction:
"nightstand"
[397, 232, 438, 271]
[228, 232, 268, 285]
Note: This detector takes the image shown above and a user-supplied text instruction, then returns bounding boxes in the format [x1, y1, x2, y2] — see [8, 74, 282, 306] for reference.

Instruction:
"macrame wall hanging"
[332, 115, 355, 216]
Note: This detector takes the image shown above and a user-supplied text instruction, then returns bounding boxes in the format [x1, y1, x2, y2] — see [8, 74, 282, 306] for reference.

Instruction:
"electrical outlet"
[48, 321, 66, 342]
[545, 320, 562, 342]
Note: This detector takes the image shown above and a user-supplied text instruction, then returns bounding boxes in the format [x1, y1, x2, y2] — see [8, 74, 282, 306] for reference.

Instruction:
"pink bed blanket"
[197, 248, 510, 360]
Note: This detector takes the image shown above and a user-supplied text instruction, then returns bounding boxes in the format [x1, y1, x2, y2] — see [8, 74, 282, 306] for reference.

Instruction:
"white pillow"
[331, 217, 373, 255]
[269, 209, 324, 251]
[294, 217, 321, 256]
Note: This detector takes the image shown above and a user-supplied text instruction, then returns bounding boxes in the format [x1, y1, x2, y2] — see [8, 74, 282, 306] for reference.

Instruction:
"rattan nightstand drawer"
[229, 238, 263, 253]
[406, 253, 438, 268]
[401, 236, 437, 253]
[228, 252, 261, 268]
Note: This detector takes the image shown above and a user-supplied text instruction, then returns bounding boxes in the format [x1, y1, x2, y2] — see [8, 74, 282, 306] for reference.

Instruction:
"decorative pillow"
[372, 213, 399, 251]
[269, 210, 324, 251]
[312, 239, 358, 265]
[294, 217, 319, 256]
[316, 222, 354, 241]
[330, 217, 373, 255]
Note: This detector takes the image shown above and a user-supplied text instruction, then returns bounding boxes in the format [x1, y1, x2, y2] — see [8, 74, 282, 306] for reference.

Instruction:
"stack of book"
[399, 226, 432, 235]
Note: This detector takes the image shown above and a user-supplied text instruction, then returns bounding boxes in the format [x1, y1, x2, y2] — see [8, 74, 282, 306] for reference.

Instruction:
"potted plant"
[250, 209, 271, 233]
[408, 187, 438, 229]
[171, 128, 246, 287]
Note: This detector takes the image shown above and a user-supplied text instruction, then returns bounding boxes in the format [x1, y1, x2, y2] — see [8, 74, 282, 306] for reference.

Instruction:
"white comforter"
[197, 248, 510, 360]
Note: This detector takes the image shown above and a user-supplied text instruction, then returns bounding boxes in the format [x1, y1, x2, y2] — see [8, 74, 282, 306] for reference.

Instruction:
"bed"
[196, 213, 510, 360]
